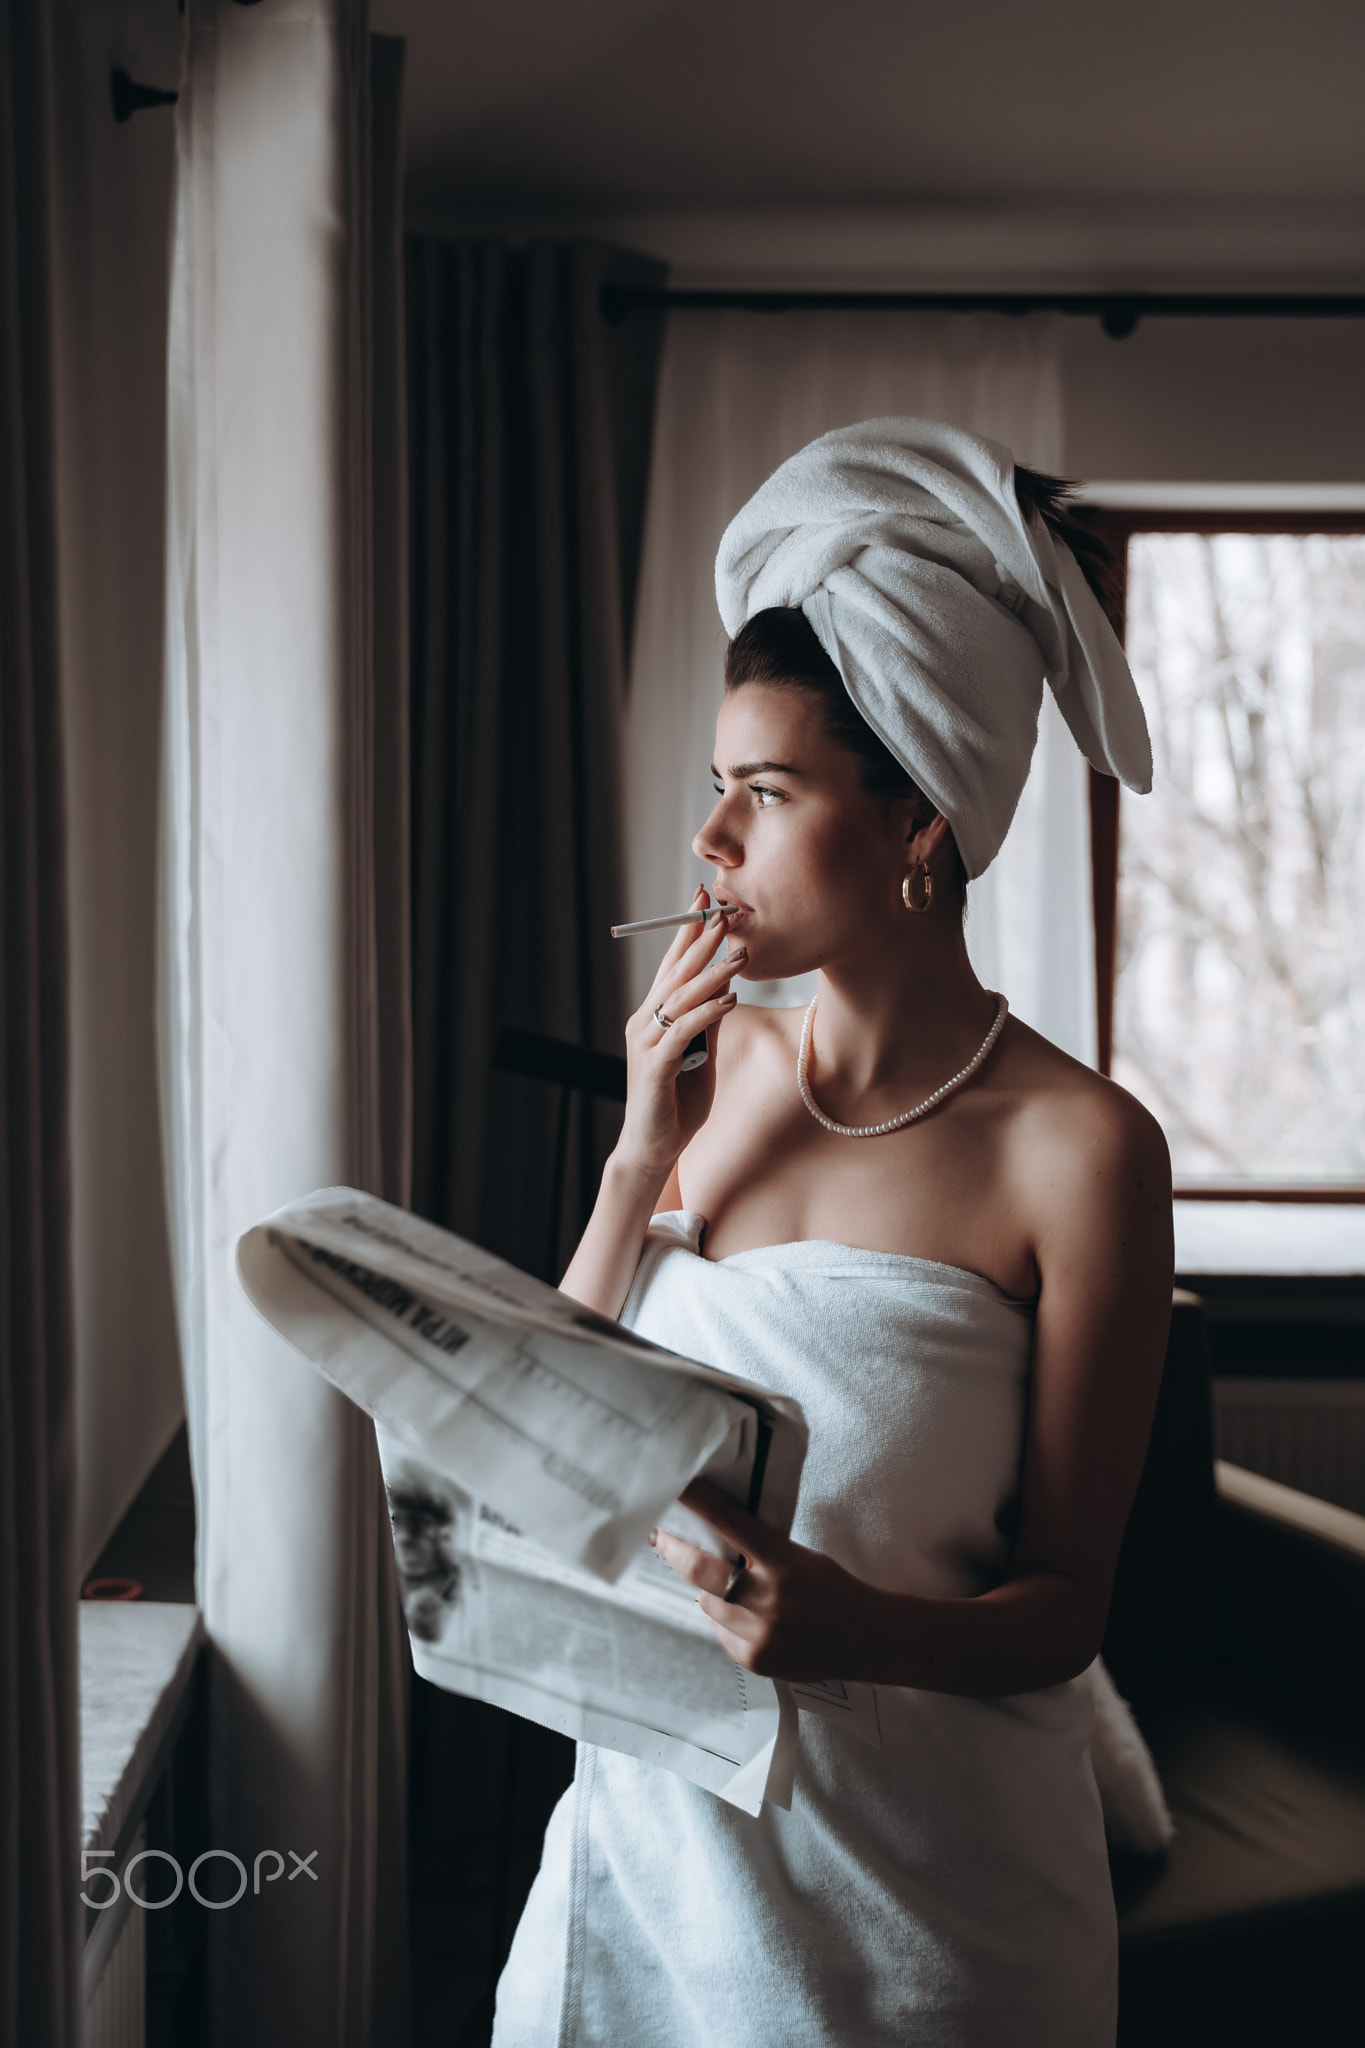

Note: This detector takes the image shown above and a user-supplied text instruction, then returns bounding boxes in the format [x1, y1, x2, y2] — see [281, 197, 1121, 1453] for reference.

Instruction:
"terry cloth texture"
[715, 416, 1152, 878]
[493, 1214, 1118, 2048]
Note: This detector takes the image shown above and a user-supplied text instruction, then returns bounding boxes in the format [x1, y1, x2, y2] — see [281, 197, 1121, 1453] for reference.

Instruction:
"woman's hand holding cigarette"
[559, 888, 743, 1316]
[616, 887, 745, 1183]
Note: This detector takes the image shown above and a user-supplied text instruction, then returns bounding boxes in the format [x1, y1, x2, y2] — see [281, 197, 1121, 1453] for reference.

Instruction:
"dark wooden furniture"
[1104, 1291, 1365, 2046]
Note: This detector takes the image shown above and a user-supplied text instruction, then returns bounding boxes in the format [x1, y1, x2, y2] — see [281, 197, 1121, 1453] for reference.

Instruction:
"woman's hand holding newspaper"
[651, 1477, 879, 1684]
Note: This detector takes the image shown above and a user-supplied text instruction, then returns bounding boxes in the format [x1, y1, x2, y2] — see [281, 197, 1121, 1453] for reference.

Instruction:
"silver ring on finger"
[722, 1558, 747, 1604]
[653, 1004, 674, 1031]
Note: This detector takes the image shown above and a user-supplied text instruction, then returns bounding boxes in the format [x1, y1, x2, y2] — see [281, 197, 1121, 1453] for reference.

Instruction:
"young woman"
[494, 420, 1174, 2047]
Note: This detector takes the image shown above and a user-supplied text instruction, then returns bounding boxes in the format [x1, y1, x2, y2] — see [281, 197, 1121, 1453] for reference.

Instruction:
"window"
[1089, 514, 1365, 1199]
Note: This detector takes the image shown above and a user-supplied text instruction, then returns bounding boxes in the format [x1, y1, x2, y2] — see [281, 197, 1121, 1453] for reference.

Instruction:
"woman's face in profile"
[692, 684, 909, 984]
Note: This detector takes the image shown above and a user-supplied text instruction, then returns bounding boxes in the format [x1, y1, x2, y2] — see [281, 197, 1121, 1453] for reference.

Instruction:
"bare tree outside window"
[1114, 532, 1365, 1185]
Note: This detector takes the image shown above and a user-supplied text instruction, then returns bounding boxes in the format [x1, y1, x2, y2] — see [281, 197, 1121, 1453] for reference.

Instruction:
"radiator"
[1213, 1378, 1365, 1516]
[83, 1823, 146, 2048]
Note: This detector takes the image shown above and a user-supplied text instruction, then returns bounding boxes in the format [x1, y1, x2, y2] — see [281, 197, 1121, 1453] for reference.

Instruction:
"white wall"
[51, 0, 185, 1572]
[1060, 316, 1365, 485]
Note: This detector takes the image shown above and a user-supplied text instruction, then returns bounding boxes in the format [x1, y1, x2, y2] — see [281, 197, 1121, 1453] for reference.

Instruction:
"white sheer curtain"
[159, 3, 409, 2042]
[625, 309, 1097, 1064]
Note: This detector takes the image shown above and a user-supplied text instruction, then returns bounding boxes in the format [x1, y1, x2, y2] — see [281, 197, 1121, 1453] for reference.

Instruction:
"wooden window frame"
[1079, 507, 1365, 1204]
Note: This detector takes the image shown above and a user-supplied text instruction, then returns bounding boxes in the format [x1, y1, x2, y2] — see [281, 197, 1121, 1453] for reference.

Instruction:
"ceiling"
[373, 0, 1365, 219]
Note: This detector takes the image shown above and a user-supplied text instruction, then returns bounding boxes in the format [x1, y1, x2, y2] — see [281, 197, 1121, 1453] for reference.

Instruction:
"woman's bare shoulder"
[994, 1019, 1172, 1241]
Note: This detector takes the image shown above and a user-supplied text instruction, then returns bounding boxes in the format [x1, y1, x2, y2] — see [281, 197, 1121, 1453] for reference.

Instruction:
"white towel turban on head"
[714, 417, 1153, 879]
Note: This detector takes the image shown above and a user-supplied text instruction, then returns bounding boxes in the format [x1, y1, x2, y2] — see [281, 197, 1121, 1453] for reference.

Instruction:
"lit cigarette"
[610, 903, 728, 938]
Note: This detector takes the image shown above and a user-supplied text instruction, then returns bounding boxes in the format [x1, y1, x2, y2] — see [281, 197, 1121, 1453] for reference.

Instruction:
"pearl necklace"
[796, 993, 1009, 1139]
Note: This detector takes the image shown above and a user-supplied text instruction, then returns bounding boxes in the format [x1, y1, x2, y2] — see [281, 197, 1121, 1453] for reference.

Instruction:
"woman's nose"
[692, 801, 736, 867]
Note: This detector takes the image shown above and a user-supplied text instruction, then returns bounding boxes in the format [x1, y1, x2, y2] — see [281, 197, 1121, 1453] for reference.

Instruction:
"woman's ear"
[903, 804, 952, 869]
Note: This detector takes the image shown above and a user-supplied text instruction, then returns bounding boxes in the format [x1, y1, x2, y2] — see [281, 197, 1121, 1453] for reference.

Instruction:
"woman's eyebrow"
[712, 759, 806, 779]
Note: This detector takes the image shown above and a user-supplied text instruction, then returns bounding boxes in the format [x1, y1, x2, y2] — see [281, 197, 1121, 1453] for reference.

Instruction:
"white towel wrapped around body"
[494, 1217, 1125, 2047]
[715, 417, 1152, 878]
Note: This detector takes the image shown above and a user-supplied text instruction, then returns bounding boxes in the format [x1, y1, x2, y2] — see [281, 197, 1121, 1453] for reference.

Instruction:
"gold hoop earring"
[902, 862, 933, 913]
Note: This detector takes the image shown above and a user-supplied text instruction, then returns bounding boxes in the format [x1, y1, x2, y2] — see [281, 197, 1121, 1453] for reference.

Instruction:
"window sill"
[81, 1601, 202, 1861]
[80, 1600, 203, 2015]
[1174, 1200, 1365, 1278]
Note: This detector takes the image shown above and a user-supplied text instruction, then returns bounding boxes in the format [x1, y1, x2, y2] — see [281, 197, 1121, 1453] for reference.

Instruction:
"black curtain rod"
[600, 285, 1365, 339]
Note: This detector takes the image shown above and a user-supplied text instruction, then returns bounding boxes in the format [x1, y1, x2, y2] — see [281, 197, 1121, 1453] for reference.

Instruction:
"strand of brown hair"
[1012, 464, 1123, 627]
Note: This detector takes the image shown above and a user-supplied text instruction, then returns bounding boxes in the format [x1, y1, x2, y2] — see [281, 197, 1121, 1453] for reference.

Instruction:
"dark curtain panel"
[370, 34, 414, 1218]
[406, 238, 666, 1277]
[0, 3, 80, 2044]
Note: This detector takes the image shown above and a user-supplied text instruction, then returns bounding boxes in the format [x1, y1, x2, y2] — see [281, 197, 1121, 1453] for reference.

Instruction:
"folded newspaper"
[236, 1187, 816, 1814]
